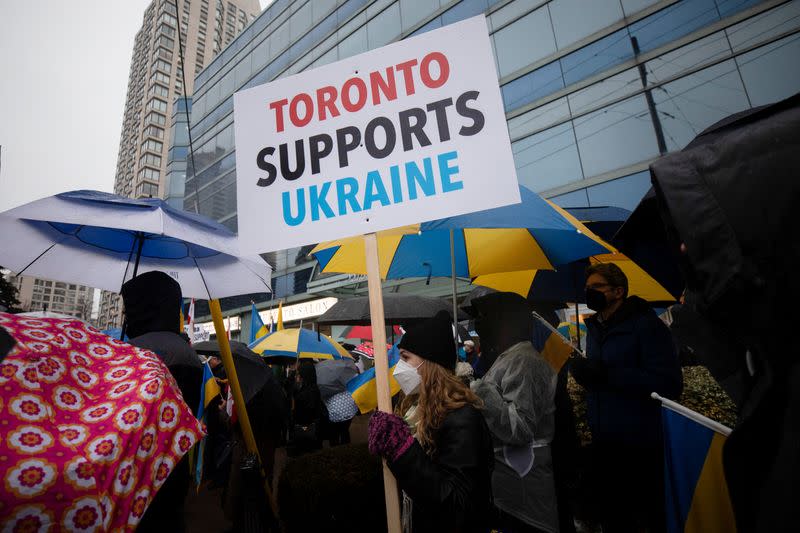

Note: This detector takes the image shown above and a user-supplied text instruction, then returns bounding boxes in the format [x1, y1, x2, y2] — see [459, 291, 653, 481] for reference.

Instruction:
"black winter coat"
[389, 405, 494, 533]
[583, 296, 682, 447]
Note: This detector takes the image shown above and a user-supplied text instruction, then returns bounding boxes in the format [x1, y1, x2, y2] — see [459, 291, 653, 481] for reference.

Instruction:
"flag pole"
[209, 299, 278, 515]
[364, 232, 402, 533]
[651, 392, 732, 436]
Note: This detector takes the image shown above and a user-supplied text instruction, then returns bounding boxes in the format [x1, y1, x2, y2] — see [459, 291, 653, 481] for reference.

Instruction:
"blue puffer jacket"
[583, 296, 682, 447]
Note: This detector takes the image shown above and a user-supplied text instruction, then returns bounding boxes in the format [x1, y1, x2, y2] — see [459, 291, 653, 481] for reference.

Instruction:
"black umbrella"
[315, 294, 468, 326]
[193, 340, 272, 405]
[611, 188, 684, 300]
[315, 359, 359, 400]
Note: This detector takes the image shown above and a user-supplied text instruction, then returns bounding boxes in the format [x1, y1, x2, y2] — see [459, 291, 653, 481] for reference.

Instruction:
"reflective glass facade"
[183, 0, 800, 305]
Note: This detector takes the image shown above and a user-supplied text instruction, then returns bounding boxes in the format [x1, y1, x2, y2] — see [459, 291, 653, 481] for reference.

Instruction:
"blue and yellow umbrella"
[311, 186, 612, 279]
[249, 327, 352, 361]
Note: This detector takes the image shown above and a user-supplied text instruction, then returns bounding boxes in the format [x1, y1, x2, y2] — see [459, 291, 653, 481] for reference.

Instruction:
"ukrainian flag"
[531, 317, 574, 373]
[655, 394, 737, 533]
[195, 362, 221, 487]
[347, 343, 402, 414]
[249, 303, 269, 344]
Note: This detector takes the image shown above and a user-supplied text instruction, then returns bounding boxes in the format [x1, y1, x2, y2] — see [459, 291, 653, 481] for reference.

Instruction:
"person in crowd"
[368, 310, 494, 533]
[650, 94, 799, 532]
[470, 339, 494, 380]
[571, 263, 682, 532]
[466, 292, 559, 533]
[463, 339, 476, 364]
[289, 360, 327, 455]
[120, 271, 203, 533]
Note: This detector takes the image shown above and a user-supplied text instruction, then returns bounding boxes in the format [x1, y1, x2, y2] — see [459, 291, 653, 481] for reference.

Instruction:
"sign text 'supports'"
[234, 16, 521, 253]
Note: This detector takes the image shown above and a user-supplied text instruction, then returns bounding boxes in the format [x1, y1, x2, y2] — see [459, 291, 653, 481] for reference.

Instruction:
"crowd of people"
[1, 88, 795, 533]
[97, 259, 710, 533]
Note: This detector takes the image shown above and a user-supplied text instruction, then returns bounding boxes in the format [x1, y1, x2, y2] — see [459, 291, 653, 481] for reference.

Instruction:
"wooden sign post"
[364, 232, 402, 533]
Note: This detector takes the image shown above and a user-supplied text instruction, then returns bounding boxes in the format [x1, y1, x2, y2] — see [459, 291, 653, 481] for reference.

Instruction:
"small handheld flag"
[531, 312, 578, 372]
[195, 362, 221, 489]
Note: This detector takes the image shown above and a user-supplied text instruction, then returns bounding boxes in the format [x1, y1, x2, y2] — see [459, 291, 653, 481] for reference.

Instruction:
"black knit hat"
[397, 310, 456, 371]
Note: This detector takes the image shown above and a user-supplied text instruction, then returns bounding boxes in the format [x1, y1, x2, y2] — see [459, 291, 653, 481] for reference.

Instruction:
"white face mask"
[393, 358, 423, 395]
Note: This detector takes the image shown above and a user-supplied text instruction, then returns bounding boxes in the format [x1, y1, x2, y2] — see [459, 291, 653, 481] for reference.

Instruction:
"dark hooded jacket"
[120, 271, 202, 533]
[650, 92, 800, 532]
[121, 271, 202, 414]
[583, 295, 682, 447]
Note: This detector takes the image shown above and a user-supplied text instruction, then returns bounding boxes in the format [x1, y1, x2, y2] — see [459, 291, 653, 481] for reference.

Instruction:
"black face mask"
[585, 288, 608, 312]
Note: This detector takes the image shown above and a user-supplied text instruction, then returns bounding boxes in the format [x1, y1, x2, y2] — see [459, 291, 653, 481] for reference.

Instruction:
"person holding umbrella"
[120, 271, 203, 533]
[367, 310, 494, 533]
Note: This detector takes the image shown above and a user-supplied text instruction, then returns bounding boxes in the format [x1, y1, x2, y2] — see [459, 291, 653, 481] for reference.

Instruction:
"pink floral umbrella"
[0, 313, 203, 532]
[351, 341, 393, 360]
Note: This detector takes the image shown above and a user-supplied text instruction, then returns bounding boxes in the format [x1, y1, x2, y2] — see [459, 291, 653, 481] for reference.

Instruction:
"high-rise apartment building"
[97, 0, 260, 329]
[11, 276, 95, 323]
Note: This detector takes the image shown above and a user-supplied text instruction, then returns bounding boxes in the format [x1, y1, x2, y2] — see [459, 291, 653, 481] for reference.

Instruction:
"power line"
[173, 0, 201, 215]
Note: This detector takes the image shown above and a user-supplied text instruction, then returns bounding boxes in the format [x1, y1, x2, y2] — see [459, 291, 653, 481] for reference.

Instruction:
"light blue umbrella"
[0, 190, 271, 299]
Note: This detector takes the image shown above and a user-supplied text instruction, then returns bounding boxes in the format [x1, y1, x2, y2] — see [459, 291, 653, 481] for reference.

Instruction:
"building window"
[138, 167, 161, 182]
[146, 111, 166, 126]
[149, 83, 170, 98]
[141, 138, 164, 153]
[159, 12, 177, 27]
[156, 47, 174, 62]
[148, 98, 168, 113]
[136, 182, 160, 198]
[152, 59, 172, 74]
[161, 24, 176, 38]
[159, 35, 175, 50]
[145, 124, 165, 139]
[140, 153, 163, 167]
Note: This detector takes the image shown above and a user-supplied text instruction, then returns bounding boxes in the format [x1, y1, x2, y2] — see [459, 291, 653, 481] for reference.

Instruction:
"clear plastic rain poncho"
[471, 341, 560, 532]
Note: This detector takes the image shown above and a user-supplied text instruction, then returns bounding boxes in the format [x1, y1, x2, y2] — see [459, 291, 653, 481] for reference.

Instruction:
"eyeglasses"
[585, 283, 613, 291]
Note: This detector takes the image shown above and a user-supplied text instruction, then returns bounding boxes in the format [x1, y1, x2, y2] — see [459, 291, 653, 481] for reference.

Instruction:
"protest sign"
[234, 15, 520, 253]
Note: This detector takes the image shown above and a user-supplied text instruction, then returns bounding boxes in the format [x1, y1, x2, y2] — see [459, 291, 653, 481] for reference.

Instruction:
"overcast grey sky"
[0, 1, 267, 212]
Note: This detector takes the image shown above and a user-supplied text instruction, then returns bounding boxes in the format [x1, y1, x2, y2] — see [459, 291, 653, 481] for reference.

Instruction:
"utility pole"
[632, 36, 668, 155]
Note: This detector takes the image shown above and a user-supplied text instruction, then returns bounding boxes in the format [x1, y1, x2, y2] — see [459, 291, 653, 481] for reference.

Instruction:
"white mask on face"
[393, 358, 423, 395]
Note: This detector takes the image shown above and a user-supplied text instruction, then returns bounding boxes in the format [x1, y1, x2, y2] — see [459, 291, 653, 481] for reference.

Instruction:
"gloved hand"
[570, 357, 608, 388]
[368, 410, 414, 462]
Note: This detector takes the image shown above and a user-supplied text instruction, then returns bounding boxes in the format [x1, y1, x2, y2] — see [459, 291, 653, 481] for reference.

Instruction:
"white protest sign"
[234, 15, 520, 254]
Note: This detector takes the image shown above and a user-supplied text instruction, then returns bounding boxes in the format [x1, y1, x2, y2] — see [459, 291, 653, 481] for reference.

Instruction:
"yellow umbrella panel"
[473, 253, 676, 304]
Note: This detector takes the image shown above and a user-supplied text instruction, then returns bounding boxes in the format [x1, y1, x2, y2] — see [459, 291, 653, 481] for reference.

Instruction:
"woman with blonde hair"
[368, 311, 494, 532]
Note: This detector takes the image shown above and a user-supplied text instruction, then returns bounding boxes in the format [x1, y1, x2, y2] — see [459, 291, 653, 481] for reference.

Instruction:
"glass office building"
[183, 0, 800, 317]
